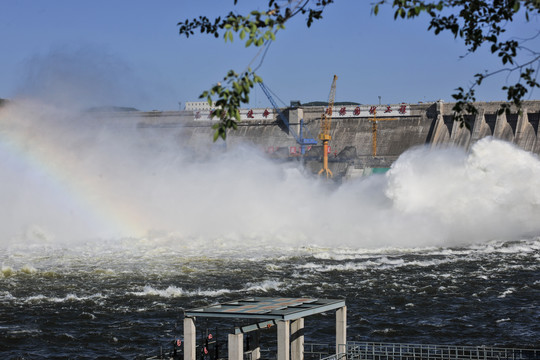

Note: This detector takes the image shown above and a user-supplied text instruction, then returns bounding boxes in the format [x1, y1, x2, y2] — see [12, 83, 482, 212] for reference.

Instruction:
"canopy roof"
[184, 297, 345, 321]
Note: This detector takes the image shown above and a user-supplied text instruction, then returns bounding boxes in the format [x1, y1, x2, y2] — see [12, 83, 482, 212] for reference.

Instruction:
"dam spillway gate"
[99, 100, 540, 178]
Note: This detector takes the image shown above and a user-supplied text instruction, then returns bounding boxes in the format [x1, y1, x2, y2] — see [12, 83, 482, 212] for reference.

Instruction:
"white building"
[184, 101, 214, 111]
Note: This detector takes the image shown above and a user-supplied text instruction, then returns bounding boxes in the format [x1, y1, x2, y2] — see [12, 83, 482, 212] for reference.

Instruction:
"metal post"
[291, 318, 304, 360]
[228, 333, 243, 360]
[277, 320, 290, 360]
[184, 317, 196, 360]
[300, 119, 305, 155]
[336, 306, 347, 356]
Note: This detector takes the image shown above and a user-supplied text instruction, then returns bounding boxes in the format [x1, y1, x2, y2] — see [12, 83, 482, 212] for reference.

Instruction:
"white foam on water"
[21, 292, 106, 304]
[244, 279, 284, 292]
[1, 265, 14, 277]
[130, 285, 232, 298]
[498, 287, 516, 298]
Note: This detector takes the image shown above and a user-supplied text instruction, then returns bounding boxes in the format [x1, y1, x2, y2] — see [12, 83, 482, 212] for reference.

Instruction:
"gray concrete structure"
[183, 317, 196, 360]
[336, 306, 347, 356]
[277, 320, 290, 360]
[291, 318, 304, 360]
[228, 333, 243, 360]
[96, 101, 540, 178]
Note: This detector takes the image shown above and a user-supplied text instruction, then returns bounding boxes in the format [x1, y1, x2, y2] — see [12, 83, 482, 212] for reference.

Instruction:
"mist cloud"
[1, 99, 540, 251]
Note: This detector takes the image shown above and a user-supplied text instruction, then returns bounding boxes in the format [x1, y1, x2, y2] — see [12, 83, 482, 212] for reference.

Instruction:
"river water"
[0, 103, 539, 358]
[1, 238, 539, 359]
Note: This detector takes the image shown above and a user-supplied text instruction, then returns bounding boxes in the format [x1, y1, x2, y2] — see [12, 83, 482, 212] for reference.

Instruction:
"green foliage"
[179, 0, 540, 137]
[200, 69, 263, 141]
[179, 0, 335, 141]
[373, 0, 540, 126]
[86, 106, 139, 112]
[178, 1, 337, 49]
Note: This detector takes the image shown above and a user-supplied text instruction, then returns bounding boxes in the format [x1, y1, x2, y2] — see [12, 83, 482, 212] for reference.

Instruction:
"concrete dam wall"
[123, 100, 540, 178]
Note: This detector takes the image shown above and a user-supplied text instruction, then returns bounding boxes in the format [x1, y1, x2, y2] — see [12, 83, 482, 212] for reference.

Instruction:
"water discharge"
[1, 100, 539, 358]
[2, 100, 540, 252]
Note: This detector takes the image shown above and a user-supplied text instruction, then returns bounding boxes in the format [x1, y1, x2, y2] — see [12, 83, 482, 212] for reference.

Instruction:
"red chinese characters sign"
[191, 104, 410, 122]
[328, 105, 411, 117]
[398, 105, 407, 114]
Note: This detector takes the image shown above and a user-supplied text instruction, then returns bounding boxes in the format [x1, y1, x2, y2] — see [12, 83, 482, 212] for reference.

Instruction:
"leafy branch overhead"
[178, 0, 335, 140]
[179, 0, 540, 138]
[373, 0, 540, 126]
[178, 0, 334, 42]
[201, 69, 263, 141]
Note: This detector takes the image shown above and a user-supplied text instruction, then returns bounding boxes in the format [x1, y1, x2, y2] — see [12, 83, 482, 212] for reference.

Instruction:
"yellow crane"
[318, 75, 338, 178]
[369, 108, 397, 157]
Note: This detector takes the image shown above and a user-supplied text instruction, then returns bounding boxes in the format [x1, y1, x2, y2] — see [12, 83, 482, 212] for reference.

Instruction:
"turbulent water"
[1, 101, 539, 358]
[1, 239, 539, 359]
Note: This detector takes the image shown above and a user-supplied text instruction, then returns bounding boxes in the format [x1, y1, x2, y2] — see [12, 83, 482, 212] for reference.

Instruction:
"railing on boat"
[148, 341, 540, 360]
[311, 342, 540, 360]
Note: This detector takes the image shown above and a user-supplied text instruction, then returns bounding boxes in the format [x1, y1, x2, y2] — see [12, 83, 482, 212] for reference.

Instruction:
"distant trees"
[85, 106, 140, 112]
[178, 0, 540, 139]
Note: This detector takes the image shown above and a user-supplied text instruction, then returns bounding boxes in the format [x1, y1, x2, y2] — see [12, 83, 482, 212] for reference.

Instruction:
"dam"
[105, 100, 540, 178]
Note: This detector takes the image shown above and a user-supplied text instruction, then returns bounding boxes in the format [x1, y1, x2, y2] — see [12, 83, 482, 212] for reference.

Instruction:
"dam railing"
[310, 342, 540, 360]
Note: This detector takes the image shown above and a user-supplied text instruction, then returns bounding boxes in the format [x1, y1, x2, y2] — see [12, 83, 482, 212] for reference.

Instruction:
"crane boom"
[319, 75, 337, 141]
[318, 75, 338, 178]
[259, 82, 317, 154]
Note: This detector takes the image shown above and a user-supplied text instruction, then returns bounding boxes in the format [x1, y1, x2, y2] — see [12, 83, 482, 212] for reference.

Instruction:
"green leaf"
[240, 29, 246, 40]
[228, 30, 233, 42]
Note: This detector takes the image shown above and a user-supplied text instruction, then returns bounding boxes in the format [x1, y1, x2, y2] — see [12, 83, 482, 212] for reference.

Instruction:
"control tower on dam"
[130, 100, 540, 178]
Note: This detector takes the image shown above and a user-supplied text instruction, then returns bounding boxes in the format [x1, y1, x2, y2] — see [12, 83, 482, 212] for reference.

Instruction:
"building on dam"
[100, 100, 540, 179]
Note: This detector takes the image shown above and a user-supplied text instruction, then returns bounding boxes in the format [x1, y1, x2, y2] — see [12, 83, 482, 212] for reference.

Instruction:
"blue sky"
[1, 0, 538, 111]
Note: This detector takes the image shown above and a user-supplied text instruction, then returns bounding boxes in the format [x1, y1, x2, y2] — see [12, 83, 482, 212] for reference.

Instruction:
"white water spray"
[2, 98, 540, 251]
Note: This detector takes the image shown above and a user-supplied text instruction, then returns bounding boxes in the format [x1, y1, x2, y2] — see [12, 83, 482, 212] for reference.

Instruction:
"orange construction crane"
[318, 75, 338, 178]
[369, 108, 397, 157]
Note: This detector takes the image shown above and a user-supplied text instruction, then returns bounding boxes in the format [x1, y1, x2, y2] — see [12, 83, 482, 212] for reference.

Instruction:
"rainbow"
[0, 104, 148, 238]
